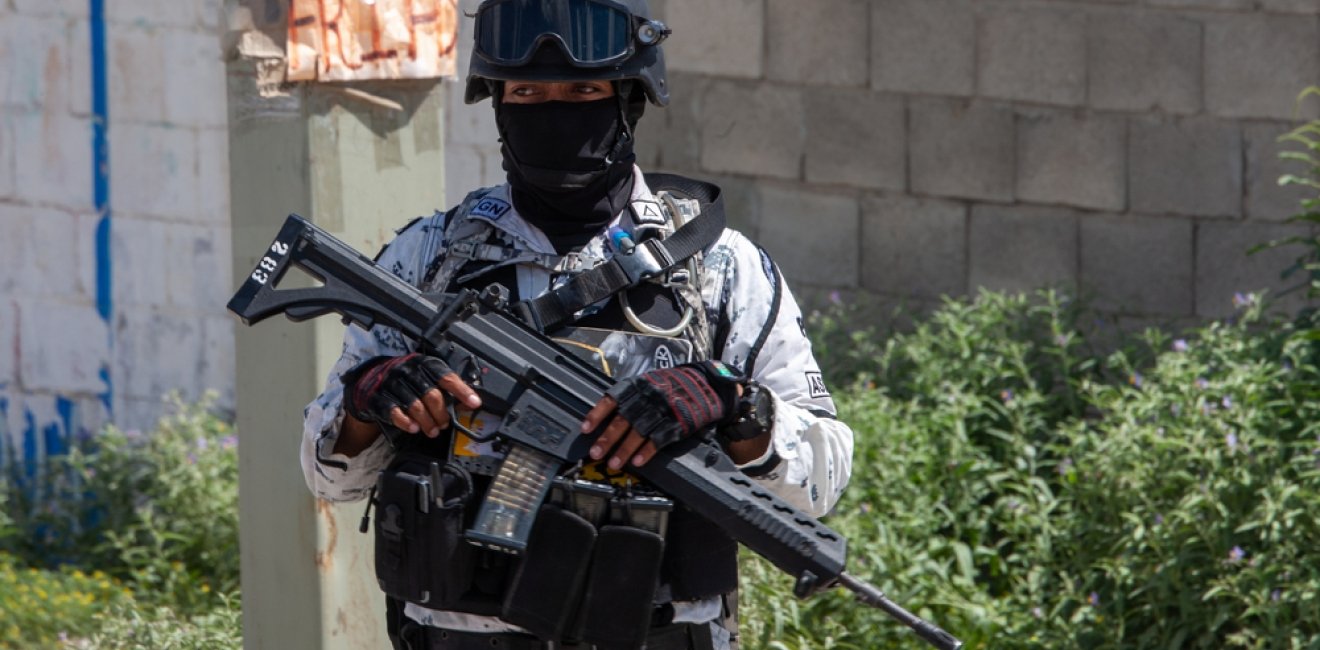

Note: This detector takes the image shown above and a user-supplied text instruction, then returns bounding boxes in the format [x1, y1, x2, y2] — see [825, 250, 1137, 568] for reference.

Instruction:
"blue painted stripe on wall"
[90, 0, 113, 416]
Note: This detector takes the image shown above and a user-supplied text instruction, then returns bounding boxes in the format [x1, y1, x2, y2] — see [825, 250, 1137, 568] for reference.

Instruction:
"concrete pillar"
[226, 28, 446, 650]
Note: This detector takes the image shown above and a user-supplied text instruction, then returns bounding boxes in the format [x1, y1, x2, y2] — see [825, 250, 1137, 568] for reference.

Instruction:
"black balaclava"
[495, 80, 639, 253]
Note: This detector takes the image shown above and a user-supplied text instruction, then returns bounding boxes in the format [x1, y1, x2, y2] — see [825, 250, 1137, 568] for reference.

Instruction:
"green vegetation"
[0, 397, 241, 648]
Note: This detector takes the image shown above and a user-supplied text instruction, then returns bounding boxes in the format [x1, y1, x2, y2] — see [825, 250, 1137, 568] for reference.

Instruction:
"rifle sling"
[515, 174, 725, 333]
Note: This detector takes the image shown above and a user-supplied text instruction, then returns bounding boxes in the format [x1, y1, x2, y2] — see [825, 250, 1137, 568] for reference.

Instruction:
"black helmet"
[465, 0, 671, 107]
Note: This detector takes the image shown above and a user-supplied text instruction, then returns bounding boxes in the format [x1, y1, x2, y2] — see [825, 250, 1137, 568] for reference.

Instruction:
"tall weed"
[742, 291, 1320, 649]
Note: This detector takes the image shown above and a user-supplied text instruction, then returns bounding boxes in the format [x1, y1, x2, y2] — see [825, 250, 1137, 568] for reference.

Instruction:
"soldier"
[299, 1, 854, 648]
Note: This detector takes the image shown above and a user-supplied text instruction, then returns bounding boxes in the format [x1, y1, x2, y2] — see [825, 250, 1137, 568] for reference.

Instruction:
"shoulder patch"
[805, 371, 830, 398]
[471, 196, 512, 221]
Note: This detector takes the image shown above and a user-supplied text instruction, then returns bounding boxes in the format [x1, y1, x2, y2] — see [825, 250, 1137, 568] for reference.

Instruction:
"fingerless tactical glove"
[606, 360, 744, 448]
[340, 353, 453, 426]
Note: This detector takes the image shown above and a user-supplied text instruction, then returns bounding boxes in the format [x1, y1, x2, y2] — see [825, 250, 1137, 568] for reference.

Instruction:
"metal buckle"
[614, 240, 670, 284]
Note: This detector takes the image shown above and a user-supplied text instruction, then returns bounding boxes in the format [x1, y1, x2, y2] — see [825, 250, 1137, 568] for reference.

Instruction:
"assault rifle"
[228, 215, 963, 650]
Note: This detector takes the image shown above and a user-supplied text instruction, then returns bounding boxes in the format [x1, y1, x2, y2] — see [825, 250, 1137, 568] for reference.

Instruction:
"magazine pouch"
[374, 452, 475, 608]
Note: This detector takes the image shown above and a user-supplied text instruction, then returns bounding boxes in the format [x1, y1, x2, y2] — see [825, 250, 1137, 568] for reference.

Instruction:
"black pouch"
[374, 452, 475, 608]
[574, 525, 666, 650]
[501, 505, 597, 640]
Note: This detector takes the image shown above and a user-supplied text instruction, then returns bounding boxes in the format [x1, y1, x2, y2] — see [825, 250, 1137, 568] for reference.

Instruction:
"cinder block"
[0, 299, 16, 385]
[196, 127, 230, 226]
[112, 216, 169, 308]
[109, 25, 166, 123]
[805, 89, 905, 191]
[162, 29, 227, 128]
[978, 7, 1087, 106]
[67, 14, 92, 116]
[969, 204, 1079, 294]
[860, 196, 967, 298]
[699, 81, 804, 180]
[1016, 110, 1126, 211]
[23, 207, 85, 300]
[0, 15, 72, 111]
[106, 0, 199, 28]
[872, 0, 975, 97]
[699, 174, 762, 239]
[19, 301, 110, 393]
[0, 117, 14, 200]
[757, 185, 859, 288]
[1088, 12, 1200, 114]
[114, 309, 204, 401]
[661, 0, 763, 78]
[12, 0, 88, 17]
[1246, 122, 1316, 222]
[1205, 14, 1320, 120]
[910, 99, 1015, 202]
[110, 122, 199, 220]
[1147, 0, 1253, 9]
[76, 212, 100, 301]
[1129, 117, 1241, 218]
[767, 0, 869, 86]
[165, 223, 231, 310]
[201, 316, 236, 408]
[1196, 221, 1315, 318]
[1259, 0, 1320, 12]
[10, 112, 94, 212]
[1081, 214, 1193, 315]
[644, 72, 707, 172]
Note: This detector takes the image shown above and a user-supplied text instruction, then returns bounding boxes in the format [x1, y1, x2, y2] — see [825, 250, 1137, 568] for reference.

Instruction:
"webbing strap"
[516, 175, 725, 333]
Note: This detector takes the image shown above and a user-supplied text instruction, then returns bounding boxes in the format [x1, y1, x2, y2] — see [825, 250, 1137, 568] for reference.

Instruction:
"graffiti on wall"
[287, 0, 459, 82]
[0, 388, 100, 492]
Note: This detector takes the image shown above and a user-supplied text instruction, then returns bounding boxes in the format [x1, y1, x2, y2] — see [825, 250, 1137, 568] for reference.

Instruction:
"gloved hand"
[341, 353, 480, 437]
[581, 361, 744, 470]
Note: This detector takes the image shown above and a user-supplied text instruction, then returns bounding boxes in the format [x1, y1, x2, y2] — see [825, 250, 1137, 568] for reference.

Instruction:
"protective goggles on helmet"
[474, 0, 671, 68]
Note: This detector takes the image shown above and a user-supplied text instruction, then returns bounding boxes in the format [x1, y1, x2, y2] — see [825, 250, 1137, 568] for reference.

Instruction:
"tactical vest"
[375, 176, 740, 627]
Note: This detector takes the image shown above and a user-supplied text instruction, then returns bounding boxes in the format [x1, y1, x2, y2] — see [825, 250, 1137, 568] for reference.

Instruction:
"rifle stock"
[228, 215, 962, 650]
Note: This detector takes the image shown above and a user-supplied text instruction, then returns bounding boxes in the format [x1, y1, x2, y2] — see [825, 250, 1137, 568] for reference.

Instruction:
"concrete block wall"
[0, 0, 230, 467]
[443, 0, 1320, 324]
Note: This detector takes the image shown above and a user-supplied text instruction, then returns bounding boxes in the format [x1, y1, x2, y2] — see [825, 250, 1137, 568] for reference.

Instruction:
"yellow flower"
[201, 583, 211, 594]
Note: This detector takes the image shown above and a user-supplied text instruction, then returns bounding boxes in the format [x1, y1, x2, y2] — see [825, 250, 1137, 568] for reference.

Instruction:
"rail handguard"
[227, 215, 963, 650]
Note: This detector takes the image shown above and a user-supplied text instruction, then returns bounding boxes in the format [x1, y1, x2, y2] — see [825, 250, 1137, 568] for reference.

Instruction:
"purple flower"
[1221, 396, 1234, 410]
[1000, 389, 1014, 404]
[196, 437, 209, 451]
[1128, 373, 1144, 388]
[1233, 292, 1255, 309]
[222, 435, 238, 450]
[859, 502, 872, 514]
[1196, 378, 1210, 390]
[1031, 607, 1044, 619]
[1088, 592, 1100, 606]
[1172, 339, 1189, 352]
[1228, 546, 1245, 563]
[829, 290, 842, 306]
[1226, 433, 1239, 452]
[1057, 458, 1074, 476]
[1272, 589, 1282, 602]
[1153, 513, 1165, 526]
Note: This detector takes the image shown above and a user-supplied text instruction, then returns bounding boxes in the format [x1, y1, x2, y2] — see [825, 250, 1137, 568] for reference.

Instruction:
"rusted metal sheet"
[287, 0, 459, 82]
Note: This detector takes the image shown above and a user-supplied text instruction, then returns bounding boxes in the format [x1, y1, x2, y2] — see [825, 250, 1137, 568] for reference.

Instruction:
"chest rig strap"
[514, 174, 726, 334]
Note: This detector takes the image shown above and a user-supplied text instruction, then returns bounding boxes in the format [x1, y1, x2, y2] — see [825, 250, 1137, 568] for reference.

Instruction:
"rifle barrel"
[837, 572, 964, 650]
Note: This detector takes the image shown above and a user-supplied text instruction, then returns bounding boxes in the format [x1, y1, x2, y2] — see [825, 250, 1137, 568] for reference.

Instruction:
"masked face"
[495, 82, 637, 248]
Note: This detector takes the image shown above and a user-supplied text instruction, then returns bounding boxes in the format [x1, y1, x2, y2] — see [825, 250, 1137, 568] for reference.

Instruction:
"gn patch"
[471, 197, 512, 220]
[805, 372, 829, 398]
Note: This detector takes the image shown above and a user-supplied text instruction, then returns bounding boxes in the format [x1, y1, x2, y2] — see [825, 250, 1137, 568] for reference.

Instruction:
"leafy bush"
[0, 555, 129, 648]
[743, 291, 1320, 650]
[0, 396, 241, 647]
